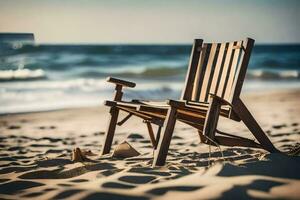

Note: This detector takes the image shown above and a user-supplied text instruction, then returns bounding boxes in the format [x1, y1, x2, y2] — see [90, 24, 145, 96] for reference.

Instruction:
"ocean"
[1, 43, 300, 114]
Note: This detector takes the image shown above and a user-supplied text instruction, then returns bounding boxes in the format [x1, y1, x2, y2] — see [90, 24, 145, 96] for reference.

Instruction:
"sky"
[0, 0, 299, 44]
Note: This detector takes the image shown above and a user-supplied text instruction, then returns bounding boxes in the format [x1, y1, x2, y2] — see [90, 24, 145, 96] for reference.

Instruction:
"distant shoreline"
[1, 88, 299, 116]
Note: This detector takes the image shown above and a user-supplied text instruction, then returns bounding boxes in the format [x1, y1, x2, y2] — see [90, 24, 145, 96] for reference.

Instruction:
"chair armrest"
[166, 99, 186, 108]
[106, 77, 136, 88]
[184, 100, 209, 107]
[208, 93, 233, 108]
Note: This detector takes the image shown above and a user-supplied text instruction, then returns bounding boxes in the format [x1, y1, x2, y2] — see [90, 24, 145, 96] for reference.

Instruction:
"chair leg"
[234, 98, 279, 153]
[101, 107, 120, 155]
[203, 96, 221, 141]
[153, 107, 177, 166]
[154, 126, 162, 150]
[145, 121, 156, 148]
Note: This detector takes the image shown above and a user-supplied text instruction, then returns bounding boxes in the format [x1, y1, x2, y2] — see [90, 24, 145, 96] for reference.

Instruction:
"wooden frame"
[101, 38, 280, 166]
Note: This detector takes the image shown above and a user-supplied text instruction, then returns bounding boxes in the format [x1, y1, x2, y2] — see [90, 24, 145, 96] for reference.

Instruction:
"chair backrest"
[181, 38, 254, 104]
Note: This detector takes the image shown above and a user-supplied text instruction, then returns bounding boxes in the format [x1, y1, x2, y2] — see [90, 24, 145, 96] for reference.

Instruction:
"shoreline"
[1, 87, 300, 117]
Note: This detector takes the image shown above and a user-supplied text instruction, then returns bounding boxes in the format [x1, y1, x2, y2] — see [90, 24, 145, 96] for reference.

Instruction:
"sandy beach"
[0, 89, 299, 200]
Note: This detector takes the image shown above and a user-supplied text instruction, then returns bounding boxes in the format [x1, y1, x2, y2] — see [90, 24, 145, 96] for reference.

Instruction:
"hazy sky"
[0, 0, 299, 44]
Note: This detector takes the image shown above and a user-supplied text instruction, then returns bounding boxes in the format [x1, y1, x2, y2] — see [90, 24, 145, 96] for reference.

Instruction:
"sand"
[0, 89, 299, 199]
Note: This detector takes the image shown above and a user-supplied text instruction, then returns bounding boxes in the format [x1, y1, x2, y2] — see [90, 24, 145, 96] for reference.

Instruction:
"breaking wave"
[1, 43, 299, 114]
[0, 68, 46, 81]
[247, 70, 299, 80]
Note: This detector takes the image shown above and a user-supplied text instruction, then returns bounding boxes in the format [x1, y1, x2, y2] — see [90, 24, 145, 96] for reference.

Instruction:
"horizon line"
[34, 42, 300, 46]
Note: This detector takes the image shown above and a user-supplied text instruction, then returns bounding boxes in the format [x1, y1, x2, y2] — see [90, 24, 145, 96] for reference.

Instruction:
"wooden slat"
[177, 112, 205, 126]
[139, 111, 166, 119]
[216, 42, 234, 98]
[138, 105, 168, 115]
[231, 38, 255, 102]
[204, 43, 221, 102]
[224, 40, 243, 101]
[177, 109, 206, 119]
[181, 39, 203, 100]
[179, 120, 204, 130]
[191, 44, 206, 101]
[119, 107, 152, 119]
[114, 102, 140, 108]
[199, 43, 218, 102]
[209, 43, 227, 96]
[192, 44, 211, 101]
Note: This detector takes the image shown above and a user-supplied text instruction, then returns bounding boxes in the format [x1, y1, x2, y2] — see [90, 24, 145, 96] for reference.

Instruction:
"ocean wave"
[250, 57, 300, 69]
[78, 66, 186, 79]
[0, 68, 46, 81]
[8, 44, 191, 55]
[77, 67, 300, 81]
[247, 70, 300, 80]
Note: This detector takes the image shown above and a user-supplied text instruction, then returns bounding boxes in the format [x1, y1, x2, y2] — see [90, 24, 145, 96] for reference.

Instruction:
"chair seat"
[105, 99, 230, 111]
[104, 99, 233, 126]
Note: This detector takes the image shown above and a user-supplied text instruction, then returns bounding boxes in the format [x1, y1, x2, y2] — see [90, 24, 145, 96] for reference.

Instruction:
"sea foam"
[0, 68, 46, 81]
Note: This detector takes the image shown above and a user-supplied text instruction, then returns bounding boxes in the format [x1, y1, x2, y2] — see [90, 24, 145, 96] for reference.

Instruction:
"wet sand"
[0, 89, 299, 199]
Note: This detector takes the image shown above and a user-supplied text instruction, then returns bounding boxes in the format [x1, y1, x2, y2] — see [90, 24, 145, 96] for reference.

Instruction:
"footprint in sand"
[0, 180, 44, 195]
[57, 183, 73, 187]
[83, 192, 148, 200]
[38, 126, 56, 130]
[102, 182, 136, 189]
[271, 132, 291, 137]
[80, 134, 87, 138]
[93, 131, 105, 136]
[69, 179, 89, 183]
[291, 123, 298, 127]
[52, 189, 83, 199]
[0, 179, 10, 183]
[39, 137, 62, 143]
[173, 135, 183, 139]
[22, 191, 45, 197]
[129, 168, 171, 177]
[272, 124, 287, 129]
[7, 125, 21, 129]
[221, 179, 284, 199]
[43, 188, 56, 192]
[127, 133, 144, 139]
[100, 169, 123, 177]
[119, 175, 156, 184]
[139, 139, 151, 144]
[147, 186, 202, 195]
[8, 146, 23, 151]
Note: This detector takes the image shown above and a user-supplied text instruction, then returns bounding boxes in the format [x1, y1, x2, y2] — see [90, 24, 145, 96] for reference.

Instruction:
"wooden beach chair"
[101, 38, 280, 166]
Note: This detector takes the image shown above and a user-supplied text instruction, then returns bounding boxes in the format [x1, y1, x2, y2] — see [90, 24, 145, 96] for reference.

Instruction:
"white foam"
[0, 68, 46, 81]
[279, 70, 299, 78]
[248, 69, 300, 79]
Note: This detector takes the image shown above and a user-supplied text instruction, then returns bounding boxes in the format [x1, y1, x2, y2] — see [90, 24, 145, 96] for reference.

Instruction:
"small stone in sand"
[93, 131, 105, 136]
[71, 148, 95, 162]
[112, 141, 140, 158]
[7, 125, 21, 129]
[127, 133, 144, 139]
[272, 124, 287, 129]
